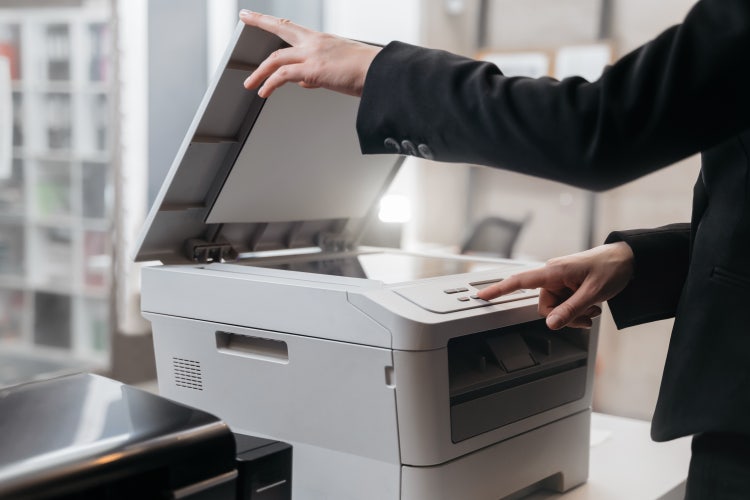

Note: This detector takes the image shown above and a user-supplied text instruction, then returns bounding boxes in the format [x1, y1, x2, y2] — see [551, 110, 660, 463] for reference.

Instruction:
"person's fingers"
[566, 306, 603, 329]
[257, 63, 309, 98]
[566, 316, 594, 329]
[537, 287, 569, 317]
[545, 285, 599, 330]
[239, 10, 308, 46]
[476, 267, 548, 300]
[243, 47, 304, 90]
[583, 304, 602, 319]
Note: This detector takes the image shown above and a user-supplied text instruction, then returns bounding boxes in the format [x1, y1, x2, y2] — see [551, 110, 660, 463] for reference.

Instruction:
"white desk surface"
[528, 412, 691, 500]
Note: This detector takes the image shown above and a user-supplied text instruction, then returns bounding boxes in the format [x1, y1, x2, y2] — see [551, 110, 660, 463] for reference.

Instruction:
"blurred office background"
[0, 0, 699, 421]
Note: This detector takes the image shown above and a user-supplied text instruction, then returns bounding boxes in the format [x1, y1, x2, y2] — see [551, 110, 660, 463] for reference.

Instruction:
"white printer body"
[136, 23, 597, 500]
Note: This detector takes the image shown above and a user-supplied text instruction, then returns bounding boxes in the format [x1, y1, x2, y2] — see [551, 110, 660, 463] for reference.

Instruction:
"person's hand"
[239, 10, 382, 98]
[477, 242, 635, 330]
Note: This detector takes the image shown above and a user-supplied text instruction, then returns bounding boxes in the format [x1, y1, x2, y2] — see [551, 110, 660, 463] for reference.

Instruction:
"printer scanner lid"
[135, 22, 402, 265]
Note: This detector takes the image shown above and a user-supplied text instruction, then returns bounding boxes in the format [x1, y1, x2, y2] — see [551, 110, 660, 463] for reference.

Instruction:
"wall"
[325, 0, 421, 44]
[485, 0, 602, 49]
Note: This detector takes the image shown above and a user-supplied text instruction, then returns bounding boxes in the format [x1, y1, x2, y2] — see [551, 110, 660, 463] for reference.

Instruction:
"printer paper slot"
[216, 331, 289, 364]
[447, 319, 590, 442]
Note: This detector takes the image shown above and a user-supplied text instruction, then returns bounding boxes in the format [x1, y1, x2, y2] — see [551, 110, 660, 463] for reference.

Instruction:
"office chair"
[460, 214, 530, 258]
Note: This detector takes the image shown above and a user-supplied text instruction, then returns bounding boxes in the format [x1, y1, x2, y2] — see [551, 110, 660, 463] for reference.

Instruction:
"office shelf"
[0, 0, 114, 369]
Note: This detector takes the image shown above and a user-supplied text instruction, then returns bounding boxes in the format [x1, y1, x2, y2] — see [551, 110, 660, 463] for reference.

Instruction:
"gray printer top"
[135, 22, 401, 265]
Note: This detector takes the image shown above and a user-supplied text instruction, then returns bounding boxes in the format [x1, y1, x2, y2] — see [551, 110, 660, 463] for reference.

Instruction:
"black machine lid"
[0, 373, 235, 499]
[135, 22, 402, 264]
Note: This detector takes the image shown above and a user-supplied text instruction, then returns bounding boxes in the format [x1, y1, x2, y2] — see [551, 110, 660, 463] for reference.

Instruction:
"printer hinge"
[317, 232, 355, 253]
[184, 237, 239, 263]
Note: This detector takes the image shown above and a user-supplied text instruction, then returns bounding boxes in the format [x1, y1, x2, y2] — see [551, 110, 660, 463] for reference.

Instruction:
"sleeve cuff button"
[384, 137, 402, 154]
[418, 144, 434, 160]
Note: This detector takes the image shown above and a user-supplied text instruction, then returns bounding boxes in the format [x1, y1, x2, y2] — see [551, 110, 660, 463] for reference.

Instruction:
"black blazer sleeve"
[604, 224, 691, 329]
[357, 0, 750, 191]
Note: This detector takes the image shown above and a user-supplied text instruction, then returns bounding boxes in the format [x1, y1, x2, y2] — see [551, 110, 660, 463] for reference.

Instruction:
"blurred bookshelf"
[0, 0, 115, 379]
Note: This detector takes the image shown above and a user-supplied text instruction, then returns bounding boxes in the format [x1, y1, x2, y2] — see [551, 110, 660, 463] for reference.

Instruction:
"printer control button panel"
[395, 278, 538, 313]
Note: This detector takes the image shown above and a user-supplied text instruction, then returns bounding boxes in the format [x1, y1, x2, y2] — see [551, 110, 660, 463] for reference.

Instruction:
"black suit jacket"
[355, 0, 750, 442]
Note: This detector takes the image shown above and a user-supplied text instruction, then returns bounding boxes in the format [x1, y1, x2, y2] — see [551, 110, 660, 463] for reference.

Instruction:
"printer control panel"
[394, 278, 538, 313]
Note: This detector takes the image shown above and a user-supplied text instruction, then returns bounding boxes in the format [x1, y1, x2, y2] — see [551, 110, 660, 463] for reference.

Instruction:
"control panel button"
[394, 270, 540, 314]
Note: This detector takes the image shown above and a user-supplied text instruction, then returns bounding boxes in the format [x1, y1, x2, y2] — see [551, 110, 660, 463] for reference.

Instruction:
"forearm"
[357, 0, 750, 191]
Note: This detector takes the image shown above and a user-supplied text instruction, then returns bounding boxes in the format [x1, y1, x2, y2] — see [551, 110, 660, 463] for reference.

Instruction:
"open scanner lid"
[135, 23, 402, 264]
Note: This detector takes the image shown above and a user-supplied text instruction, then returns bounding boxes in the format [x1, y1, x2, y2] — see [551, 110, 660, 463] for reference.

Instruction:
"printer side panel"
[145, 312, 403, 499]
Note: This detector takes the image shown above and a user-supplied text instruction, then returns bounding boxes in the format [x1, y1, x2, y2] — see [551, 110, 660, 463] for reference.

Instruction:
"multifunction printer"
[135, 22, 598, 500]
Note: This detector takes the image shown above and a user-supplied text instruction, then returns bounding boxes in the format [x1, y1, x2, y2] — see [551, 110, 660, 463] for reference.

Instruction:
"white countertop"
[527, 412, 691, 500]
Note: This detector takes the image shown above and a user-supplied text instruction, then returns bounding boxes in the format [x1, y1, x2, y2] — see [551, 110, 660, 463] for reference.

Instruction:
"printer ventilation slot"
[173, 357, 204, 390]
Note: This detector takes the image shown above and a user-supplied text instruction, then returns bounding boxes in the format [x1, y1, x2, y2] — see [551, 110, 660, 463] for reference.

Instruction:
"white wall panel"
[324, 0, 421, 44]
